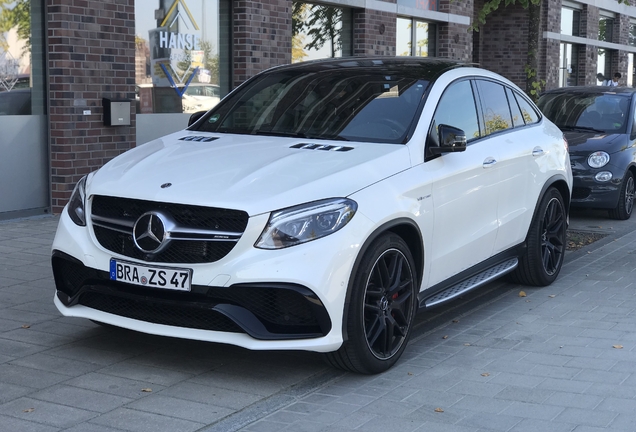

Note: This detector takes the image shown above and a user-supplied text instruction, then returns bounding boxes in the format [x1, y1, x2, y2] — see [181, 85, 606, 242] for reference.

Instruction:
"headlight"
[595, 171, 613, 182]
[588, 151, 610, 168]
[255, 198, 357, 249]
[67, 175, 87, 226]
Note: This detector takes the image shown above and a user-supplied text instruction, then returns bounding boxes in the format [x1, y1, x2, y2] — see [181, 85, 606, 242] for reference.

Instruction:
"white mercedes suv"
[52, 57, 572, 374]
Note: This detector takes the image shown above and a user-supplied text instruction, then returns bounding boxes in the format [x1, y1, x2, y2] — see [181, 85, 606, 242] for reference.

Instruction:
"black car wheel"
[325, 233, 417, 374]
[511, 187, 566, 286]
[609, 171, 634, 220]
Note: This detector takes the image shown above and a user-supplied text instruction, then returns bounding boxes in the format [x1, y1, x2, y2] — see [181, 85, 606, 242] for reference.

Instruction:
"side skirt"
[418, 245, 525, 310]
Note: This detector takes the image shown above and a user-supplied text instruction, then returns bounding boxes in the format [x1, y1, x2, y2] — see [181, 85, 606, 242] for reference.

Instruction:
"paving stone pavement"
[1, 211, 636, 432]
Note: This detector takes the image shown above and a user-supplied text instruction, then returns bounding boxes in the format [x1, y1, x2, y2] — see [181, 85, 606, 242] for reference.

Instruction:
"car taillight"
[563, 135, 569, 152]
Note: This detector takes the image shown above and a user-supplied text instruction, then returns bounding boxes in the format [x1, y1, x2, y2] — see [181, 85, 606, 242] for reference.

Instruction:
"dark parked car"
[538, 87, 636, 219]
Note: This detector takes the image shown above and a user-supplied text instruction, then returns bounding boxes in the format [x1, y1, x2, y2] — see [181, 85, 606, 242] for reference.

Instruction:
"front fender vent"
[291, 143, 353, 152]
[179, 136, 219, 142]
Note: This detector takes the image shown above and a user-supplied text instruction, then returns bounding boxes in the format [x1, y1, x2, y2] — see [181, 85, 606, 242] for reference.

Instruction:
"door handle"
[483, 157, 497, 168]
[532, 147, 544, 157]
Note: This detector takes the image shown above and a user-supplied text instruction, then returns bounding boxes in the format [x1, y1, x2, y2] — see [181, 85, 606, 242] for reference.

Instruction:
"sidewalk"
[0, 213, 635, 432]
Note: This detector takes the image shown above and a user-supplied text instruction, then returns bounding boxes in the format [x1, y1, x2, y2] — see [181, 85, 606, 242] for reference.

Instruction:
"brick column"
[477, 2, 529, 88]
[576, 4, 597, 86]
[232, 0, 292, 89]
[438, 0, 472, 61]
[539, 0, 561, 90]
[352, 2, 397, 56]
[614, 14, 630, 85]
[47, 0, 136, 214]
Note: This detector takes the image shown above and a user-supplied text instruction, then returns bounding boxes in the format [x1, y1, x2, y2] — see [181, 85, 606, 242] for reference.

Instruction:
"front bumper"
[52, 250, 332, 340]
[570, 164, 623, 209]
[51, 202, 374, 352]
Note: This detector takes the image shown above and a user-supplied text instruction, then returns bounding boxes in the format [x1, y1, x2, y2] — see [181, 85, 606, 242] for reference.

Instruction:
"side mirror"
[188, 110, 207, 127]
[430, 124, 467, 155]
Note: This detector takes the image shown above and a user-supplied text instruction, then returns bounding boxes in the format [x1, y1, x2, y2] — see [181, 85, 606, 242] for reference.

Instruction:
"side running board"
[422, 258, 519, 308]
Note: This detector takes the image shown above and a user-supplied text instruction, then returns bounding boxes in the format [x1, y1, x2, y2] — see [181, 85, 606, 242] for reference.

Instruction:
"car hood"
[563, 130, 624, 155]
[87, 131, 412, 216]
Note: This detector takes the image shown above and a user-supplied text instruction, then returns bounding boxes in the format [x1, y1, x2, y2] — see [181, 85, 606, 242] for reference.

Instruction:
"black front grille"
[90, 195, 249, 264]
[79, 291, 244, 333]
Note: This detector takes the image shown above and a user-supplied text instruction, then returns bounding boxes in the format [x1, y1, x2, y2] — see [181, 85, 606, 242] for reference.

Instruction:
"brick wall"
[352, 6, 397, 56]
[48, 0, 136, 214]
[232, 0, 292, 88]
[539, 0, 561, 90]
[478, 3, 529, 88]
[438, 0, 472, 61]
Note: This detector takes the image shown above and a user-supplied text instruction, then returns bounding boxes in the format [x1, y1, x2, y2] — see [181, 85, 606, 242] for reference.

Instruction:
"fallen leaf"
[548, 295, 556, 298]
[21, 324, 30, 329]
[434, 407, 444, 413]
[407, 372, 413, 376]
[141, 388, 153, 393]
[613, 345, 624, 349]
[452, 319, 459, 323]
[518, 291, 527, 297]
[23, 408, 35, 413]
[464, 343, 471, 346]
[442, 335, 449, 339]
[481, 372, 490, 377]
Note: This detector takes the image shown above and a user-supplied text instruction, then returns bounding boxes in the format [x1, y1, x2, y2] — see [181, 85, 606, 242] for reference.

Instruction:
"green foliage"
[472, 0, 541, 31]
[524, 64, 545, 102]
[0, 0, 30, 56]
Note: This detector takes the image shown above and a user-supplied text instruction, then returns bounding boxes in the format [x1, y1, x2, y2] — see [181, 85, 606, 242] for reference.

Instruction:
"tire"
[510, 187, 566, 287]
[608, 171, 634, 220]
[324, 233, 417, 374]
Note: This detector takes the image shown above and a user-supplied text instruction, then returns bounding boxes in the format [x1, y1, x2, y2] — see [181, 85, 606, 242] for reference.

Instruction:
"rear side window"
[476, 80, 513, 136]
[514, 91, 540, 125]
[506, 88, 525, 128]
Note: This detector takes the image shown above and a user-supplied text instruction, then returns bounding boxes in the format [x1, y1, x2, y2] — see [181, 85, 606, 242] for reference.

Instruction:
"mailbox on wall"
[103, 98, 131, 126]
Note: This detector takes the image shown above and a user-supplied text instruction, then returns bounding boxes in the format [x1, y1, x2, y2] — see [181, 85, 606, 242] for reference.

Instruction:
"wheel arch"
[340, 218, 424, 342]
[537, 174, 572, 224]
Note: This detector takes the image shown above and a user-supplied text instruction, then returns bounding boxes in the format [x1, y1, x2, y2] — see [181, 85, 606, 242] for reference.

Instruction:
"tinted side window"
[506, 88, 525, 128]
[432, 80, 480, 141]
[514, 91, 540, 125]
[476, 80, 513, 135]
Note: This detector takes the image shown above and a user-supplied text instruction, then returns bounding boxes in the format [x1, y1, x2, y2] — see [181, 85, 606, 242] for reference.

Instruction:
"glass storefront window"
[559, 43, 577, 87]
[292, 2, 352, 63]
[561, 7, 580, 37]
[135, 0, 221, 114]
[597, 48, 609, 86]
[599, 15, 614, 42]
[630, 22, 636, 47]
[628, 53, 634, 87]
[396, 17, 436, 57]
[0, 0, 40, 116]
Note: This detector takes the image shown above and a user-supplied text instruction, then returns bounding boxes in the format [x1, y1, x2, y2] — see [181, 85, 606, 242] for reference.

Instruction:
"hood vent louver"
[179, 136, 219, 142]
[291, 143, 353, 152]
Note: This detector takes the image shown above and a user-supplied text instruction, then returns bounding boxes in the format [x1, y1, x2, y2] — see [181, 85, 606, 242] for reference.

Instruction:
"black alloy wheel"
[363, 248, 415, 361]
[540, 195, 566, 277]
[609, 171, 634, 220]
[511, 187, 566, 286]
[324, 233, 417, 374]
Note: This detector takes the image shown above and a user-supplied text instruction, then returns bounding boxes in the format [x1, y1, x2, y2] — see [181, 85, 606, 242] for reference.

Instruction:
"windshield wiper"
[254, 130, 309, 138]
[558, 125, 605, 134]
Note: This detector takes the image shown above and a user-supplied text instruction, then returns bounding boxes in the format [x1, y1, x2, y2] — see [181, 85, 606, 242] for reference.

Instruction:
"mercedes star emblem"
[133, 212, 168, 253]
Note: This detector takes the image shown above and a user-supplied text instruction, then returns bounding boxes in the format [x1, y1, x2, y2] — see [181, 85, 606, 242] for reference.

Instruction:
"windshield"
[538, 92, 630, 134]
[193, 68, 430, 143]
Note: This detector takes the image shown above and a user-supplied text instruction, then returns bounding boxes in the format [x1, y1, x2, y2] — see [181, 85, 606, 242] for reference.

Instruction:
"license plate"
[109, 259, 192, 291]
